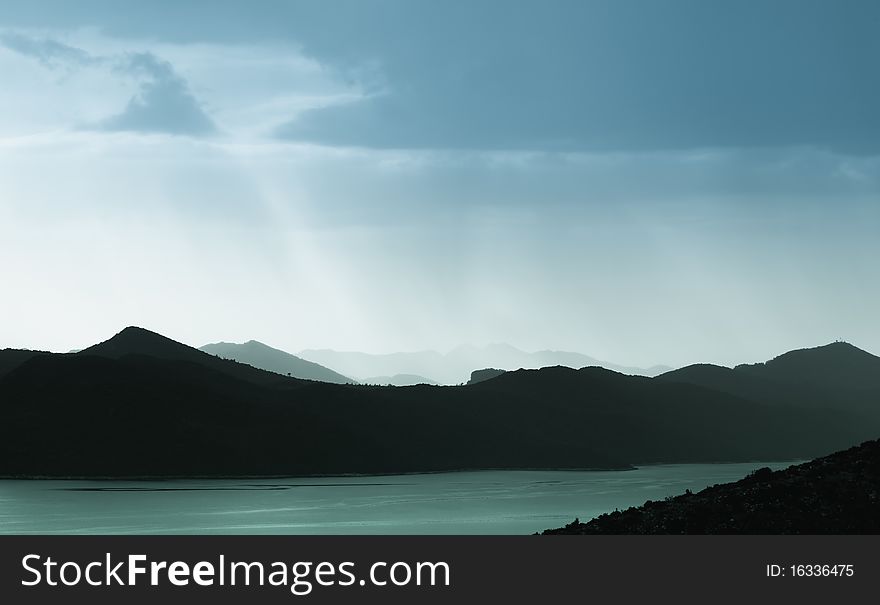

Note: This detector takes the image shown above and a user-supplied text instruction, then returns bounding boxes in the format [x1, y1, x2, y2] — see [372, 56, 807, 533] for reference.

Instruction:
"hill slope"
[467, 368, 506, 385]
[200, 340, 353, 384]
[79, 327, 302, 388]
[1, 330, 878, 477]
[0, 355, 630, 476]
[458, 365, 871, 463]
[657, 342, 880, 416]
[735, 342, 880, 391]
[543, 438, 880, 534]
[0, 349, 47, 379]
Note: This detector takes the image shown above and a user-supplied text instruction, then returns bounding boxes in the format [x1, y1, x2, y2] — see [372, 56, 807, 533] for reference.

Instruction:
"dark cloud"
[0, 31, 96, 67]
[271, 1, 880, 153]
[98, 52, 216, 136]
[1, 1, 878, 150]
[1, 31, 215, 136]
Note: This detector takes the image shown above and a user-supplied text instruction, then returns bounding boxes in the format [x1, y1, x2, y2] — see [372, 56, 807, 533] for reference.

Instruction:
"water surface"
[0, 462, 794, 534]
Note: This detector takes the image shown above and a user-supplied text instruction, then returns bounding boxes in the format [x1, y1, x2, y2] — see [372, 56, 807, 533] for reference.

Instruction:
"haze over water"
[0, 463, 794, 535]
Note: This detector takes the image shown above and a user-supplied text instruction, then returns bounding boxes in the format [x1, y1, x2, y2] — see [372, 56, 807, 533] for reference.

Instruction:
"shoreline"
[0, 460, 804, 482]
[0, 465, 636, 481]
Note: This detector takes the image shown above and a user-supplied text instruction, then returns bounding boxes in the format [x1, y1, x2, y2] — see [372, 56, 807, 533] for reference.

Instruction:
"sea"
[0, 462, 795, 535]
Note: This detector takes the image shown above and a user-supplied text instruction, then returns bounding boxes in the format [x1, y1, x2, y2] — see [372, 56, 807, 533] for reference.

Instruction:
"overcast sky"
[1, 0, 878, 368]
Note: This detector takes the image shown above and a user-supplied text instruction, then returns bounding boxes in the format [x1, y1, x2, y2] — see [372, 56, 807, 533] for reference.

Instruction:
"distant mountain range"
[0, 327, 880, 477]
[200, 340, 353, 384]
[298, 343, 671, 385]
[1, 327, 877, 478]
[360, 374, 438, 386]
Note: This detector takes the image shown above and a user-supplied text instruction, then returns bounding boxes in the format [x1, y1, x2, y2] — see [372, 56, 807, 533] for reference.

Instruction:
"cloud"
[0, 32, 215, 136]
[0, 31, 96, 67]
[3, 2, 879, 151]
[264, 1, 880, 154]
[97, 52, 216, 135]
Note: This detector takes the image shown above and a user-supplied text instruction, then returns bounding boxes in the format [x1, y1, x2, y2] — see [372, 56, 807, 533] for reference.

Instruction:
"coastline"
[0, 465, 637, 482]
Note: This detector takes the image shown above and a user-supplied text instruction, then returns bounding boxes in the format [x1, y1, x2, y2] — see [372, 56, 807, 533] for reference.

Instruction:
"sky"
[0, 0, 878, 368]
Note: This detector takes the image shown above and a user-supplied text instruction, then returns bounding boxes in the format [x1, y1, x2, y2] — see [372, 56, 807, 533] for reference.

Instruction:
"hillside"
[200, 340, 353, 384]
[0, 349, 47, 379]
[543, 438, 880, 534]
[467, 368, 506, 385]
[0, 330, 878, 477]
[457, 365, 870, 463]
[735, 342, 880, 391]
[658, 342, 880, 416]
[79, 327, 302, 388]
[0, 354, 628, 476]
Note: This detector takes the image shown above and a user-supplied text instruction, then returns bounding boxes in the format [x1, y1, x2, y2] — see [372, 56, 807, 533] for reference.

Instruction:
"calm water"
[0, 462, 794, 535]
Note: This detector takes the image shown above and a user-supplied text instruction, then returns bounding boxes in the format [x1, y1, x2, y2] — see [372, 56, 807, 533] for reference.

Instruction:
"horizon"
[1, 1, 878, 368]
[4, 324, 877, 373]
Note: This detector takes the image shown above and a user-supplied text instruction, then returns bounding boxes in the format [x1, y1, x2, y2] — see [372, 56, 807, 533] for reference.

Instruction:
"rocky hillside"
[544, 438, 880, 534]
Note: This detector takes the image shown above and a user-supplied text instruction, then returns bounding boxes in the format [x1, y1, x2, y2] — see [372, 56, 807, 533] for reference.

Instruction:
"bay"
[0, 462, 794, 535]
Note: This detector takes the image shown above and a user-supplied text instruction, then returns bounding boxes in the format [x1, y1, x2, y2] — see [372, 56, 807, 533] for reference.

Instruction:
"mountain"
[2, 329, 878, 478]
[459, 365, 870, 464]
[298, 349, 446, 384]
[0, 349, 48, 379]
[0, 352, 629, 477]
[467, 368, 506, 385]
[735, 342, 880, 391]
[360, 374, 437, 386]
[299, 344, 670, 385]
[544, 437, 880, 534]
[200, 340, 353, 384]
[1, 329, 878, 477]
[658, 342, 880, 417]
[78, 327, 302, 388]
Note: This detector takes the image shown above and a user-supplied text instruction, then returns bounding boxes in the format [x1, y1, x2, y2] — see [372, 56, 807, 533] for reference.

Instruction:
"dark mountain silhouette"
[658, 342, 880, 416]
[544, 438, 880, 534]
[199, 340, 353, 384]
[735, 342, 880, 391]
[79, 327, 302, 388]
[467, 368, 506, 385]
[459, 365, 870, 464]
[0, 329, 878, 477]
[0, 349, 47, 379]
[0, 354, 627, 476]
[360, 374, 437, 386]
